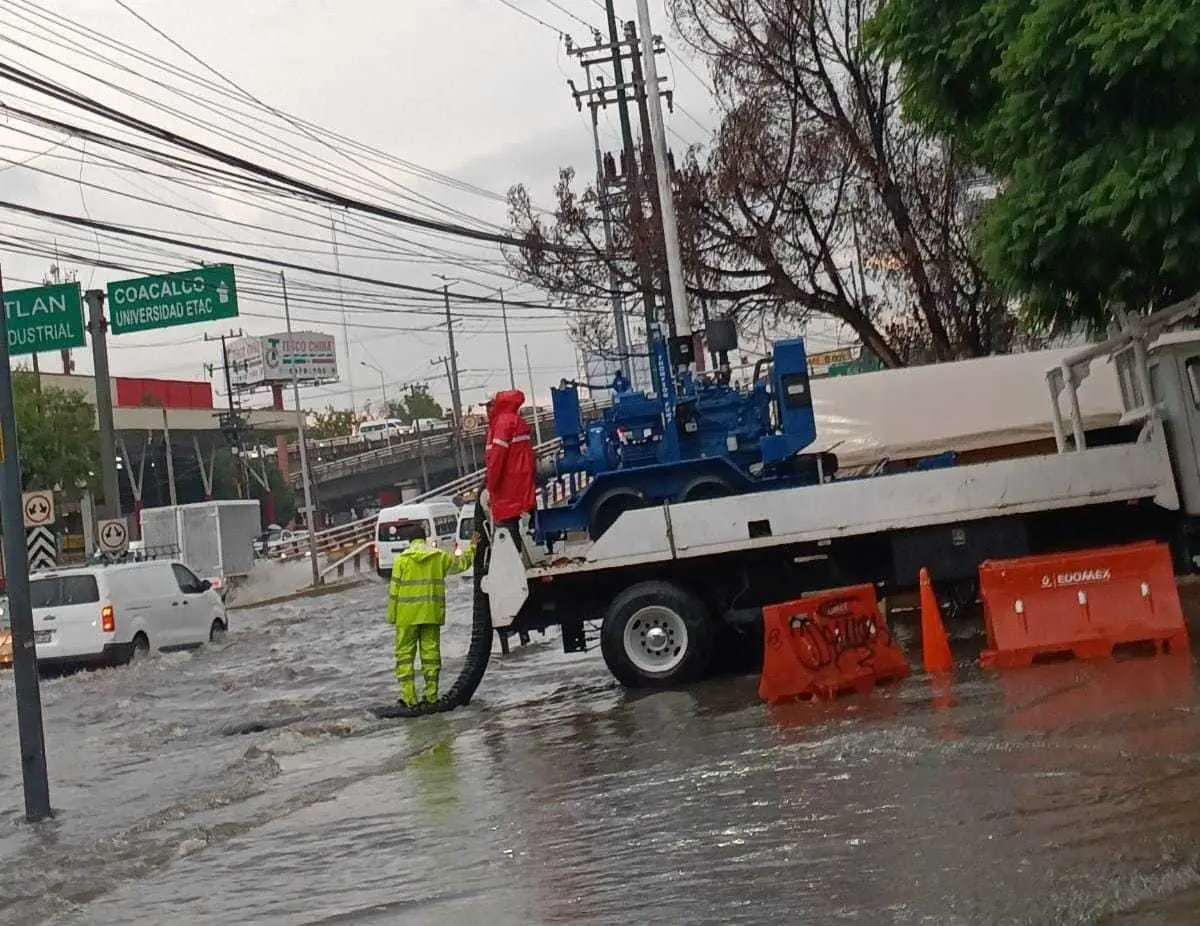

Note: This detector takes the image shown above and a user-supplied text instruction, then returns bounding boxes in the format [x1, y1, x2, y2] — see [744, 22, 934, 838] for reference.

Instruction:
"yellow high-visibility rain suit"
[387, 538, 475, 704]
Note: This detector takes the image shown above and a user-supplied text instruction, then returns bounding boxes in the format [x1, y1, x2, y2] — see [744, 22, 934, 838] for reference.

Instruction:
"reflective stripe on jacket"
[387, 539, 475, 627]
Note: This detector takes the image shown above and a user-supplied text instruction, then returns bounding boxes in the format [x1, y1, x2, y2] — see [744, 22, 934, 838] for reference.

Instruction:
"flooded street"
[0, 578, 1198, 924]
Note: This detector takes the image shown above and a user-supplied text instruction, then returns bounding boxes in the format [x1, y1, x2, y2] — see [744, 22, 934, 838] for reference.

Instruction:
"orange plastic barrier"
[759, 584, 911, 704]
[978, 541, 1189, 669]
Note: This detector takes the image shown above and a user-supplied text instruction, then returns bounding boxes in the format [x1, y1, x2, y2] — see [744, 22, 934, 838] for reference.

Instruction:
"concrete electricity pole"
[566, 17, 676, 392]
[498, 288, 516, 390]
[433, 276, 467, 475]
[84, 289, 121, 519]
[280, 272, 320, 588]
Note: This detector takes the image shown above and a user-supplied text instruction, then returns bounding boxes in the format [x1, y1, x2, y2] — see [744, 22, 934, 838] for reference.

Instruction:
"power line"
[0, 61, 585, 254]
[0, 203, 611, 314]
[8, 0, 531, 211]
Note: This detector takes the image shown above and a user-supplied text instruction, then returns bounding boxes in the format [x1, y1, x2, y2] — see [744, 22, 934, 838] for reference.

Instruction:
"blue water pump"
[535, 331, 833, 542]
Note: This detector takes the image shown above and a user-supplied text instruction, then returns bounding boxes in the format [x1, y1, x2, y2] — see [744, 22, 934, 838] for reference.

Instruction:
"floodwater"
[0, 578, 1198, 925]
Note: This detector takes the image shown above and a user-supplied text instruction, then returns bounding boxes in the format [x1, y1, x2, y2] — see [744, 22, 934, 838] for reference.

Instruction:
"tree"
[384, 385, 444, 423]
[868, 0, 1200, 332]
[306, 405, 361, 440]
[13, 371, 98, 500]
[506, 0, 1031, 366]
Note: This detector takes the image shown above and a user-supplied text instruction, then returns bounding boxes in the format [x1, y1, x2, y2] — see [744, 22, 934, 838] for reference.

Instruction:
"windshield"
[377, 520, 426, 543]
[30, 575, 100, 609]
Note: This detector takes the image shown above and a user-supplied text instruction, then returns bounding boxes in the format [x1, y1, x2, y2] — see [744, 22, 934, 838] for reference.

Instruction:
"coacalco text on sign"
[107, 265, 239, 335]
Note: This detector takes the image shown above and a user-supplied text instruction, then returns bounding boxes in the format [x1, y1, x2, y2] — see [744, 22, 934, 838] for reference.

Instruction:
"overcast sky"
[0, 0, 744, 417]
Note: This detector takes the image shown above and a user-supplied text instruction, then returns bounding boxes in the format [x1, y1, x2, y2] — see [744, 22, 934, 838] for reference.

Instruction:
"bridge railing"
[262, 516, 376, 561]
[291, 396, 613, 488]
[287, 430, 593, 561]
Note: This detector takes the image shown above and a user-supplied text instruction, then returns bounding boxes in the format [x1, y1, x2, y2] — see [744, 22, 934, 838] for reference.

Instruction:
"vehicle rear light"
[100, 605, 115, 633]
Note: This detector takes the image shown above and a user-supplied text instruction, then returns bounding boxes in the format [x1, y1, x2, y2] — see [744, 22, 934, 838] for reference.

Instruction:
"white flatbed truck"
[480, 297, 1200, 688]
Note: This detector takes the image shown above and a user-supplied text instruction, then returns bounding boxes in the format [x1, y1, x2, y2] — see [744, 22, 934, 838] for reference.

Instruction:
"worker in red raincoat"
[485, 389, 536, 539]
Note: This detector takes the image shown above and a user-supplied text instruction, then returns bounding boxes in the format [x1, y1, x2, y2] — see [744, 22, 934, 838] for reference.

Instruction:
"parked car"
[29, 560, 228, 670]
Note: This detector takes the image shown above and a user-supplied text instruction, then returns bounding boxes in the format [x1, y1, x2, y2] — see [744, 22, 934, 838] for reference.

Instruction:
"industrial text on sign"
[5, 293, 74, 349]
[3, 282, 86, 355]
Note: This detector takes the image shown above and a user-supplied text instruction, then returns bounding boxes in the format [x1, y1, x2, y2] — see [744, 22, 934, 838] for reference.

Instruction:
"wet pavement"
[0, 578, 1198, 924]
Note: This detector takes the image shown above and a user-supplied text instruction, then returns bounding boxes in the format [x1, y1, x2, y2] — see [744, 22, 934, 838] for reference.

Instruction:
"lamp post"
[360, 361, 392, 446]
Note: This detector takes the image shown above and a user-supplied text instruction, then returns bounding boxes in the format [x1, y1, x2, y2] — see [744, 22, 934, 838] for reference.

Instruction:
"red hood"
[488, 389, 525, 421]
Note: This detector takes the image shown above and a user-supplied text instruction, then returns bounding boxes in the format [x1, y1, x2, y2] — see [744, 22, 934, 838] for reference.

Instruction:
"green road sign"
[3, 282, 86, 356]
[107, 264, 239, 335]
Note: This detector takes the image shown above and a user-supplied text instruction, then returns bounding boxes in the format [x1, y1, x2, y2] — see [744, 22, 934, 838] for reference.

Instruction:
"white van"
[374, 499, 460, 579]
[30, 560, 228, 670]
[358, 419, 407, 444]
[455, 502, 475, 552]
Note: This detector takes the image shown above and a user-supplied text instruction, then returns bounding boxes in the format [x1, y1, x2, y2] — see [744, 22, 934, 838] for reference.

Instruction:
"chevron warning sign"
[25, 527, 56, 571]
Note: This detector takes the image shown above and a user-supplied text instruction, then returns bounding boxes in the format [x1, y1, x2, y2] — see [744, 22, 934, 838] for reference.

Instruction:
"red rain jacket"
[485, 389, 536, 522]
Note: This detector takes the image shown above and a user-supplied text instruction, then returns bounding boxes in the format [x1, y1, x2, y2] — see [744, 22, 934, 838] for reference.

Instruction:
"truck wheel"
[588, 488, 645, 541]
[601, 580, 714, 687]
[681, 476, 734, 503]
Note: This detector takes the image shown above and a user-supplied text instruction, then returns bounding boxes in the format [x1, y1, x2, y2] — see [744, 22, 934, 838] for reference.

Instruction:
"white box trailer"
[481, 296, 1200, 688]
[140, 500, 261, 589]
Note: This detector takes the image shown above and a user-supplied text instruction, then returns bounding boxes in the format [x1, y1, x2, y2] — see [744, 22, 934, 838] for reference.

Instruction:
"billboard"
[228, 332, 339, 388]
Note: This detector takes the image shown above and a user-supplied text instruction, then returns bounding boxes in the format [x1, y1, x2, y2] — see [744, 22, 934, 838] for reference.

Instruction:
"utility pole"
[204, 329, 248, 498]
[636, 0, 692, 350]
[409, 383, 430, 492]
[84, 289, 121, 520]
[498, 288, 516, 390]
[566, 19, 676, 392]
[433, 354, 464, 476]
[0, 266, 52, 822]
[583, 67, 632, 386]
[433, 278, 467, 475]
[330, 208, 355, 412]
[281, 272, 320, 588]
[524, 343, 544, 445]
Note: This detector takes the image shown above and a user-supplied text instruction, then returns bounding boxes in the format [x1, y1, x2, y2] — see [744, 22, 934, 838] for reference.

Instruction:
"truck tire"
[588, 487, 645, 541]
[601, 580, 714, 688]
[681, 476, 734, 503]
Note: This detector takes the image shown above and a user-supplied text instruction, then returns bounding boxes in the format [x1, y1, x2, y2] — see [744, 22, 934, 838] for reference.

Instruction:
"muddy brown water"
[0, 578, 1197, 924]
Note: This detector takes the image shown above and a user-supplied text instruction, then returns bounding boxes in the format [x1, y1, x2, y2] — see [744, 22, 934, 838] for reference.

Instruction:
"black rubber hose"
[372, 500, 495, 719]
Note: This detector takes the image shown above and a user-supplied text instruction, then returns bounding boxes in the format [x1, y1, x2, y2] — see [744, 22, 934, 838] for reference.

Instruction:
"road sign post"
[107, 265, 239, 335]
[0, 267, 52, 822]
[21, 490, 54, 528]
[97, 518, 128, 556]
[3, 282, 85, 356]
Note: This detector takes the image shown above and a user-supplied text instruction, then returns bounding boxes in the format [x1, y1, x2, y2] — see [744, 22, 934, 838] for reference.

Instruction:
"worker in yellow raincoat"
[387, 526, 475, 706]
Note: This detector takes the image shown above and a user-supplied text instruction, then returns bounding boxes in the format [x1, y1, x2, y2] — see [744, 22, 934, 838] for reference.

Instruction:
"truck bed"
[525, 421, 1178, 578]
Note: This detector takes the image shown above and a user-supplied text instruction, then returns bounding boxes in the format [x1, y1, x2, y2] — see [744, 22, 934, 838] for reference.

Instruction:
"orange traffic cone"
[919, 567, 954, 673]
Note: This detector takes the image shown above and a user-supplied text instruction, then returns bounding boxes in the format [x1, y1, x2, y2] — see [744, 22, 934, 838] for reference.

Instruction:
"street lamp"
[360, 360, 387, 411]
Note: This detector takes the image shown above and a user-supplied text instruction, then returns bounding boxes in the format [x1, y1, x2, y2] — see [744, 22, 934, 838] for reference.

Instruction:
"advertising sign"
[228, 331, 339, 388]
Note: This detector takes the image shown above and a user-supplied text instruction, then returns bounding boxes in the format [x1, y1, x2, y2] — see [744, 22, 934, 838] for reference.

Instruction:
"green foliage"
[869, 0, 1200, 331]
[12, 371, 98, 500]
[384, 385, 443, 423]
[306, 405, 361, 440]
